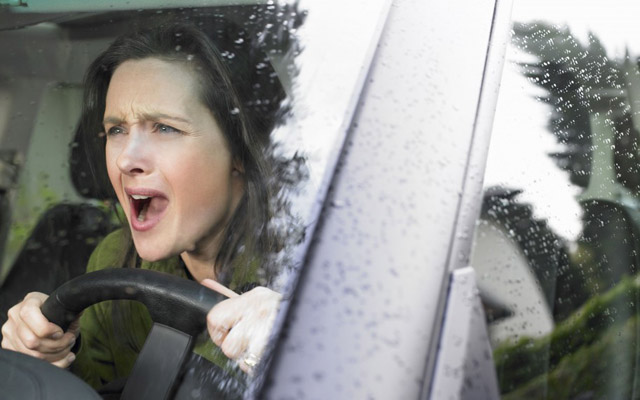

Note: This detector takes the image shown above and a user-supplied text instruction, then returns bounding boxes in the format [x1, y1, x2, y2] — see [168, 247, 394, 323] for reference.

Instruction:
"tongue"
[139, 197, 168, 221]
[137, 203, 148, 222]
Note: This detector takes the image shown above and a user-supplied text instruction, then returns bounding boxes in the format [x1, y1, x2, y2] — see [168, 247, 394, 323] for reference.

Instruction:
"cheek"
[105, 142, 116, 176]
[171, 154, 233, 209]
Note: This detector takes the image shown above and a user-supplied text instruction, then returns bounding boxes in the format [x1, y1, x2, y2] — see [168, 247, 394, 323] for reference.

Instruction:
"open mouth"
[126, 190, 169, 231]
[131, 195, 152, 222]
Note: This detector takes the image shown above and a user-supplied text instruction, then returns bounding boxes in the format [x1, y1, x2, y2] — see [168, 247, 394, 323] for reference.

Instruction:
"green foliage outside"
[492, 22, 640, 398]
[495, 273, 640, 397]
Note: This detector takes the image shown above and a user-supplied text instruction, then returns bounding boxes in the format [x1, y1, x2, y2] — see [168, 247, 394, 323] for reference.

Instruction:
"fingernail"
[52, 332, 63, 340]
[69, 339, 76, 348]
[214, 331, 223, 343]
[67, 353, 76, 363]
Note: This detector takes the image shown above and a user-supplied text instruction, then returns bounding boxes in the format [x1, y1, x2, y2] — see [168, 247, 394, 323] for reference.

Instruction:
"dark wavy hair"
[78, 23, 272, 284]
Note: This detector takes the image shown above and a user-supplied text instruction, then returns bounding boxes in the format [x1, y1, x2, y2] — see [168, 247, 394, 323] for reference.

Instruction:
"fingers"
[206, 286, 282, 374]
[210, 324, 229, 348]
[1, 292, 78, 368]
[5, 325, 75, 363]
[201, 278, 238, 298]
[15, 323, 75, 354]
[220, 320, 249, 360]
[207, 299, 241, 348]
[235, 322, 269, 374]
[51, 351, 77, 369]
[19, 293, 62, 339]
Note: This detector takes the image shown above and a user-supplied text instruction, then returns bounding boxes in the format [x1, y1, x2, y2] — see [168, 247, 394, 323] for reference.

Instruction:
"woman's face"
[104, 58, 245, 263]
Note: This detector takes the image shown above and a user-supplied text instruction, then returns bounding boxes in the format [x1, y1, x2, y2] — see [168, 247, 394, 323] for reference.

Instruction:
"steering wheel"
[1, 268, 226, 400]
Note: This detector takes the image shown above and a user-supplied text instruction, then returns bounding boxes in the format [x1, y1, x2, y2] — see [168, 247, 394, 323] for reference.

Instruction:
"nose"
[114, 130, 151, 176]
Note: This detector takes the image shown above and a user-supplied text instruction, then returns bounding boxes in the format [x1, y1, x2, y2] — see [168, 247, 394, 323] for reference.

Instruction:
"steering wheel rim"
[4, 268, 226, 399]
[41, 268, 224, 337]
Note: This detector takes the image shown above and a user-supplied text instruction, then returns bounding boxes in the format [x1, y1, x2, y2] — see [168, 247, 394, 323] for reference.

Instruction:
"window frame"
[262, 0, 512, 398]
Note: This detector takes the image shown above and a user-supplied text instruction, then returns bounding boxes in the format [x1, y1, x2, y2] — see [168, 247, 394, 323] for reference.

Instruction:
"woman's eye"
[106, 126, 124, 136]
[153, 123, 181, 134]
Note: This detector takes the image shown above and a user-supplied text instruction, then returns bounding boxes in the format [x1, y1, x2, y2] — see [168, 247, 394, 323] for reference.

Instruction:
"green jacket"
[69, 229, 236, 389]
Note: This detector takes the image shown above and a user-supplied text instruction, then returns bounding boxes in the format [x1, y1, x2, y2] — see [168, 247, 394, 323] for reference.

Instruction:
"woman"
[0, 23, 282, 389]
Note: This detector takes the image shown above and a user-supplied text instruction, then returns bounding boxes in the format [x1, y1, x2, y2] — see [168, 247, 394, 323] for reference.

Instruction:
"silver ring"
[243, 352, 260, 368]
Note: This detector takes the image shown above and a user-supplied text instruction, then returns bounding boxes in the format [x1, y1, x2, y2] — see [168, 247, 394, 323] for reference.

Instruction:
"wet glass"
[470, 1, 640, 398]
[0, 0, 387, 397]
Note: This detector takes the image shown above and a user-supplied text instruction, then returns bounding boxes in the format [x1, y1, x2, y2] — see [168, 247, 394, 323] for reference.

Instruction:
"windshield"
[0, 0, 387, 397]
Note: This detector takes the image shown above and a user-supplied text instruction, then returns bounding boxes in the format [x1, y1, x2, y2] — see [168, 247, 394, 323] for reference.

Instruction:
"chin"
[136, 250, 165, 262]
[133, 241, 171, 262]
[138, 253, 165, 262]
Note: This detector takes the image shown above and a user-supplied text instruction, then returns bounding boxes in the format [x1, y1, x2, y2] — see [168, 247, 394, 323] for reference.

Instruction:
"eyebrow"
[103, 112, 192, 126]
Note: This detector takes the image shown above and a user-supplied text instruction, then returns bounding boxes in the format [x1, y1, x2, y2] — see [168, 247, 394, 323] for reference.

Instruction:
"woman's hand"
[1, 292, 79, 368]
[202, 280, 281, 374]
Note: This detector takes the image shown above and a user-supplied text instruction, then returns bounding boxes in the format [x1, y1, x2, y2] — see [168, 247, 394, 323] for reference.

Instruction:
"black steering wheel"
[1, 268, 226, 400]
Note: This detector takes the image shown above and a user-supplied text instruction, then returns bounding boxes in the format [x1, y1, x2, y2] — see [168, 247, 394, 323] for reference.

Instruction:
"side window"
[471, 2, 640, 398]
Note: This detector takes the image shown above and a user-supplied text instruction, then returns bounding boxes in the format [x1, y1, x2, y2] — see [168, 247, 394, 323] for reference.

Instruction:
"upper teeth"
[131, 195, 151, 200]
